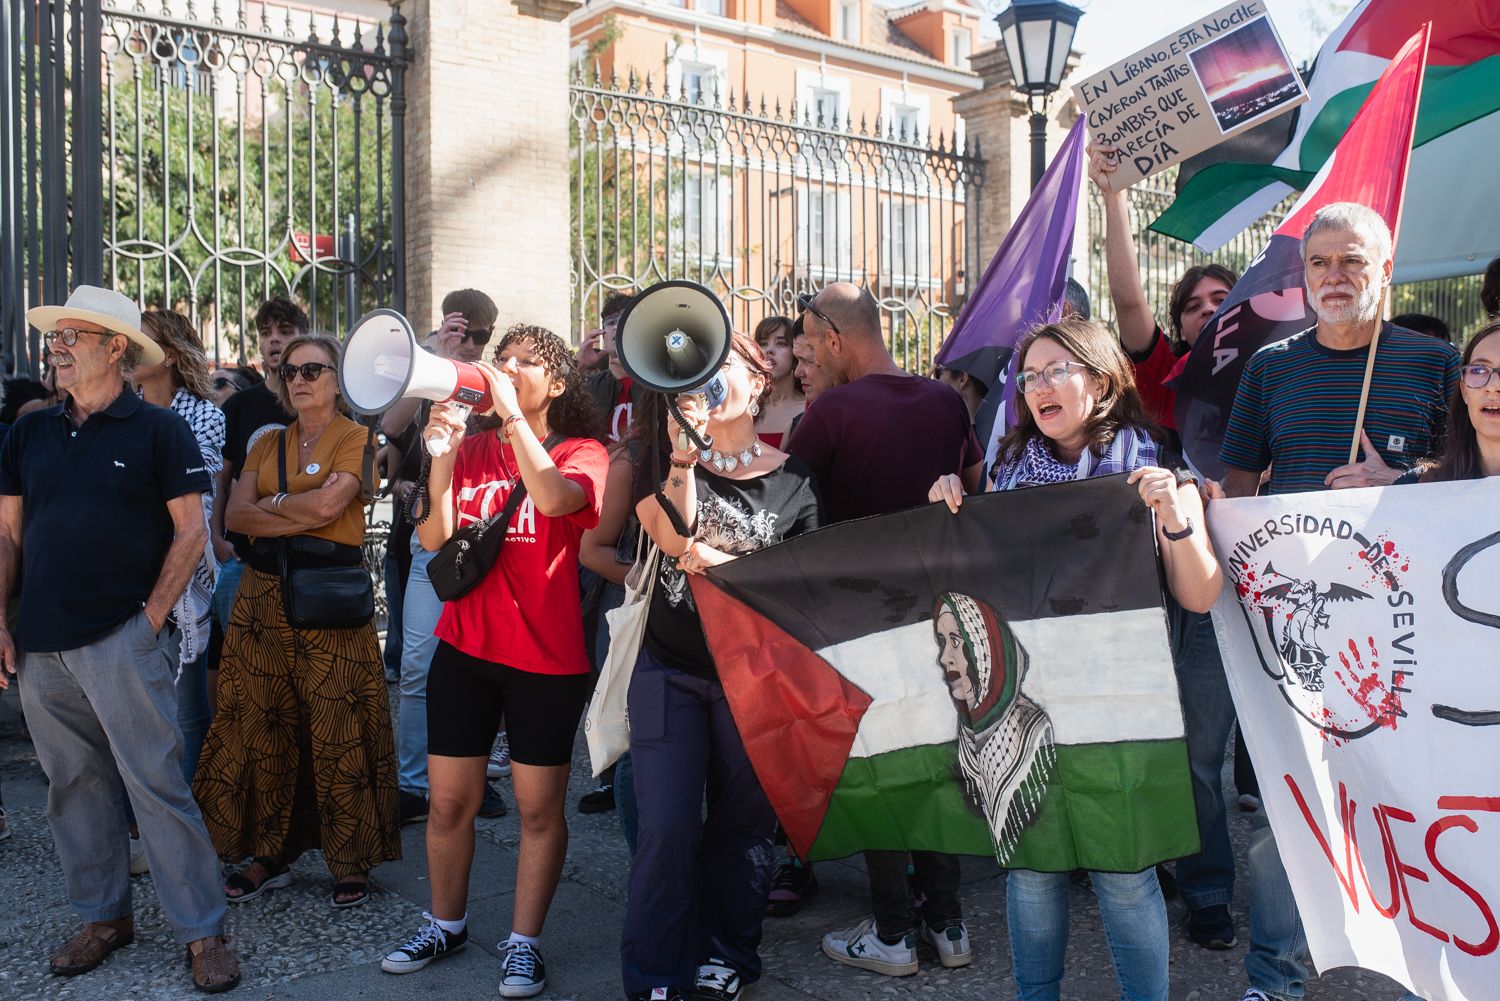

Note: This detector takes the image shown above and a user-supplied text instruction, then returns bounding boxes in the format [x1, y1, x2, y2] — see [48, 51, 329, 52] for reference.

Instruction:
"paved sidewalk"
[0, 685, 1409, 1000]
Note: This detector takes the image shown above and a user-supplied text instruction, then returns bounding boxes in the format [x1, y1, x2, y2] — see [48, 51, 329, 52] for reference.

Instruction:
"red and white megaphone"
[340, 308, 493, 456]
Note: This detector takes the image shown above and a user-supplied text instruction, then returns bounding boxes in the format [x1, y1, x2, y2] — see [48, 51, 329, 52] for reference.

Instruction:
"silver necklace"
[703, 440, 762, 473]
[299, 425, 326, 476]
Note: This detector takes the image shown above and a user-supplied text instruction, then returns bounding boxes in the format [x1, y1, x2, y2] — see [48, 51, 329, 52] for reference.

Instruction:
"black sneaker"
[693, 957, 744, 1000]
[1187, 903, 1238, 950]
[381, 913, 468, 973]
[766, 861, 817, 917]
[479, 782, 509, 818]
[398, 790, 429, 826]
[578, 782, 616, 814]
[498, 940, 546, 998]
[628, 989, 689, 1001]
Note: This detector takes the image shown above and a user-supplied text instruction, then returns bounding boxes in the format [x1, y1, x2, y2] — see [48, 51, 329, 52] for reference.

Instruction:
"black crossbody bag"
[273, 429, 376, 630]
[428, 433, 563, 603]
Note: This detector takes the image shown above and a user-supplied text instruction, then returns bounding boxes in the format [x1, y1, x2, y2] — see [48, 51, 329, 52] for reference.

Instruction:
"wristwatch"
[1162, 518, 1195, 542]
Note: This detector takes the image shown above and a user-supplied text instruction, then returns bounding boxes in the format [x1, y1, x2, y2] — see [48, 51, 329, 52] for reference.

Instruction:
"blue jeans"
[383, 547, 406, 679]
[1169, 604, 1237, 910]
[1247, 807, 1313, 1000]
[212, 556, 244, 631]
[398, 536, 442, 796]
[1007, 868, 1168, 1001]
[18, 611, 227, 944]
[176, 649, 211, 786]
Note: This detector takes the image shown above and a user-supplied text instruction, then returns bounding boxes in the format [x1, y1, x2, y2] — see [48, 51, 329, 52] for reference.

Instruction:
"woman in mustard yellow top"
[194, 333, 399, 909]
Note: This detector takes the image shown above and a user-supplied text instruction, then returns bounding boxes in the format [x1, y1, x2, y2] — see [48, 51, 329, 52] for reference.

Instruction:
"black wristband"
[1162, 517, 1195, 542]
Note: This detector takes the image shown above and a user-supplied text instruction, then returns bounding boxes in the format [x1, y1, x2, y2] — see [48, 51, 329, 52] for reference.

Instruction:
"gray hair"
[120, 338, 144, 370]
[1301, 202, 1393, 265]
[1063, 278, 1091, 321]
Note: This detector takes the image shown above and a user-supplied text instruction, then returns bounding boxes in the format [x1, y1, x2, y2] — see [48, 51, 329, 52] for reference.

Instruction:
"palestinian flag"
[690, 475, 1198, 872]
[1152, 0, 1500, 282]
[1171, 25, 1426, 479]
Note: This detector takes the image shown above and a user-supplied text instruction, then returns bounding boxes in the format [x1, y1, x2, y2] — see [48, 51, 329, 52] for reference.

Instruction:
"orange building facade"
[568, 0, 988, 361]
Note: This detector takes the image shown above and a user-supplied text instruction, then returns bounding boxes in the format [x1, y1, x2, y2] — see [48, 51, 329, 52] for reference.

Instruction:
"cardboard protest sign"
[1072, 1, 1308, 191]
[1209, 479, 1500, 1001]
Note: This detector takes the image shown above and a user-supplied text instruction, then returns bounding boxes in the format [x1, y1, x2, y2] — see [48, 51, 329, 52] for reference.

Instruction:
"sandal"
[224, 857, 291, 903]
[49, 917, 135, 976]
[185, 935, 241, 994]
[331, 875, 370, 909]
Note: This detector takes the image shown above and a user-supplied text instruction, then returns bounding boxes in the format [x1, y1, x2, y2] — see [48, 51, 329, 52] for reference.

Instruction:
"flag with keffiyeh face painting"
[690, 474, 1198, 871]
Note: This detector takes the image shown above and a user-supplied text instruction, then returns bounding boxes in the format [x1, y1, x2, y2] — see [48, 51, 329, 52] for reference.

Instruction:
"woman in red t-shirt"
[381, 325, 607, 998]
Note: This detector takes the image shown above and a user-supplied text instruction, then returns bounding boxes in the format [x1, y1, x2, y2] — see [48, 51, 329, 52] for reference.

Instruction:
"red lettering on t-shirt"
[434, 432, 609, 675]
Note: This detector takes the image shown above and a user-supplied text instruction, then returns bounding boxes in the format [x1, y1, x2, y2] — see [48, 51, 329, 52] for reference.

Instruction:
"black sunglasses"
[796, 293, 840, 335]
[463, 326, 494, 347]
[212, 376, 239, 391]
[277, 361, 334, 383]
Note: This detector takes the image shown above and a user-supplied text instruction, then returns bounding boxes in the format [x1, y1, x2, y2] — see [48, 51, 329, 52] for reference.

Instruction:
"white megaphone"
[614, 280, 732, 449]
[340, 308, 492, 456]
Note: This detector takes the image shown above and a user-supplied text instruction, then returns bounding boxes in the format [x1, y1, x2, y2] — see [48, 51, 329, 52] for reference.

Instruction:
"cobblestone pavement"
[0, 685, 1413, 1001]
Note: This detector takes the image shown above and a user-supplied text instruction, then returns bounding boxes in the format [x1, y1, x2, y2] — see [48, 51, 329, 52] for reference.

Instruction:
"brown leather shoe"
[186, 935, 241, 994]
[49, 916, 135, 976]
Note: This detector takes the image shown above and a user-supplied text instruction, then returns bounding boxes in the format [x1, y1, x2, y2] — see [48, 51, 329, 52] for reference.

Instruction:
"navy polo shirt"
[0, 388, 211, 652]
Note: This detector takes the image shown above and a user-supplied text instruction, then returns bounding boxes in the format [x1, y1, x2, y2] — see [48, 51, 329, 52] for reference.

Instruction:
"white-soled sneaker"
[1239, 991, 1274, 1001]
[381, 913, 467, 973]
[821, 917, 918, 976]
[498, 940, 546, 998]
[128, 836, 149, 875]
[488, 731, 512, 779]
[921, 920, 972, 968]
[693, 957, 745, 1000]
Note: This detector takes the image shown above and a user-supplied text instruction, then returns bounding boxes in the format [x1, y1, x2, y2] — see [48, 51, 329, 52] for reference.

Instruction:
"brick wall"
[404, 0, 581, 341]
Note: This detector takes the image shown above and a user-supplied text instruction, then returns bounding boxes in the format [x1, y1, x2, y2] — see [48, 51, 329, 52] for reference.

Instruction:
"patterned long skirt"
[194, 567, 401, 877]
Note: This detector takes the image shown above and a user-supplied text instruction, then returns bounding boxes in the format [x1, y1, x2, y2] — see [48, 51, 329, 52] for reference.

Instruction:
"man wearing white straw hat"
[0, 285, 241, 993]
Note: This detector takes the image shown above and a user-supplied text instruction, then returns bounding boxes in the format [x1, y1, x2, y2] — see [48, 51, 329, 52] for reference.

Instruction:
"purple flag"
[936, 118, 1086, 463]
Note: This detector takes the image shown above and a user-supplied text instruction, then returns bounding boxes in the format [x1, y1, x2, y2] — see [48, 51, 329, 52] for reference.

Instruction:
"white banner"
[1207, 479, 1500, 1001]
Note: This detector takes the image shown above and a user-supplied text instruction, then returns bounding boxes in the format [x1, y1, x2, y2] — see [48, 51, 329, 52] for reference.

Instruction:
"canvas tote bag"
[584, 528, 660, 776]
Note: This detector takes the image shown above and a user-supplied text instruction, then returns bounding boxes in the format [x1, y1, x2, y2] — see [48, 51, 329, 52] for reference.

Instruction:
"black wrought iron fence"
[569, 64, 984, 373]
[1086, 169, 1489, 342]
[1, 0, 407, 375]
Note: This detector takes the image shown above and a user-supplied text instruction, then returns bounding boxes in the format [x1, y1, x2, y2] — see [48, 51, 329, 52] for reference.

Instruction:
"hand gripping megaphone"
[613, 280, 732, 449]
[339, 308, 491, 456]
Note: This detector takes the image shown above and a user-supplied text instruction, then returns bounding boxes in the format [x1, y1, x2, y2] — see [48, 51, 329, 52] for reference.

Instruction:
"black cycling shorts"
[426, 640, 592, 767]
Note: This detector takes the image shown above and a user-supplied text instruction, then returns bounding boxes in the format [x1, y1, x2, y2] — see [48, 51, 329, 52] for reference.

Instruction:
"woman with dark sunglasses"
[195, 333, 400, 910]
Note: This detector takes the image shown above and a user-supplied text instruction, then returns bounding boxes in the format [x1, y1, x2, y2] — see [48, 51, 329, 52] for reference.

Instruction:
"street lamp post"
[993, 0, 1083, 190]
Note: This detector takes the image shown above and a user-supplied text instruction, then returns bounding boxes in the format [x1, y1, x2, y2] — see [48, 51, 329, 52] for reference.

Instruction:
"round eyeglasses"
[1016, 361, 1088, 396]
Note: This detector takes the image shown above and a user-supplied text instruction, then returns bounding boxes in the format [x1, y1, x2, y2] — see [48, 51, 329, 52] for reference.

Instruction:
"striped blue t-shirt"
[1219, 324, 1459, 496]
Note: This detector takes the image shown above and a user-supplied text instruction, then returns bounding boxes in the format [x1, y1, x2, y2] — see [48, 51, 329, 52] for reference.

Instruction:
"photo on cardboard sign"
[1187, 15, 1302, 135]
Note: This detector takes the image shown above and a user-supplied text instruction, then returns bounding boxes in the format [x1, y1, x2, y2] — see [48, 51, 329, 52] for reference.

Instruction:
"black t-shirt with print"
[644, 455, 823, 677]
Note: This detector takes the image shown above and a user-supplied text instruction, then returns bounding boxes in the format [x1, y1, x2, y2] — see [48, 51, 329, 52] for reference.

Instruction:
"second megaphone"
[339, 308, 493, 416]
[614, 280, 732, 411]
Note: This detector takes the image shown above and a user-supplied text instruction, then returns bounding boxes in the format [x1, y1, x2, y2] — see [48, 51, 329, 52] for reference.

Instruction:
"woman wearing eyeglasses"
[195, 333, 399, 910]
[929, 317, 1221, 1001]
[1399, 318, 1500, 483]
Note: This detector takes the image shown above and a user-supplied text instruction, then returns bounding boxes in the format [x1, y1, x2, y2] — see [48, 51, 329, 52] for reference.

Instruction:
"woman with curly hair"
[133, 310, 225, 783]
[381, 325, 608, 999]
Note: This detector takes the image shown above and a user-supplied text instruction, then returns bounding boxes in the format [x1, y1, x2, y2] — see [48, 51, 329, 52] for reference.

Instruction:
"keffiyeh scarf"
[991, 424, 1158, 491]
[168, 389, 226, 667]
